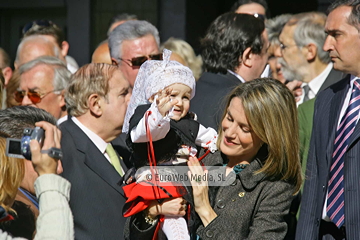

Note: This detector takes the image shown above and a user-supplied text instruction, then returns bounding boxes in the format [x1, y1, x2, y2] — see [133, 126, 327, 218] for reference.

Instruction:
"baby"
[122, 49, 217, 240]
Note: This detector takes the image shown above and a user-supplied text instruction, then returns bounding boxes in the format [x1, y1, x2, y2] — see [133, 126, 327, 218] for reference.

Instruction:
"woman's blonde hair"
[161, 38, 203, 80]
[0, 137, 25, 213]
[218, 78, 302, 193]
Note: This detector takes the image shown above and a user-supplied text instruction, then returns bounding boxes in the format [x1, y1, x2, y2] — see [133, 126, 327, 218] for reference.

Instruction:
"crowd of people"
[0, 0, 359, 239]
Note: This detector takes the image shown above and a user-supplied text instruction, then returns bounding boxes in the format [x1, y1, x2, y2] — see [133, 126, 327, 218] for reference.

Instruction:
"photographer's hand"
[30, 121, 62, 176]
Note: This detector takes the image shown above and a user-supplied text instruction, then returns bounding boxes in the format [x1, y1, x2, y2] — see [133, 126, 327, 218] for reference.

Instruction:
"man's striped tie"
[327, 79, 360, 227]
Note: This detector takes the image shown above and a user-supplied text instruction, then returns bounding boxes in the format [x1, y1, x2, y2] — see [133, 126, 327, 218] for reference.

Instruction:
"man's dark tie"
[327, 78, 360, 227]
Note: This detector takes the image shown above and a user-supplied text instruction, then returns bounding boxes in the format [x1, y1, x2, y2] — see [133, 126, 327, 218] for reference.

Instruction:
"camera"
[6, 127, 45, 160]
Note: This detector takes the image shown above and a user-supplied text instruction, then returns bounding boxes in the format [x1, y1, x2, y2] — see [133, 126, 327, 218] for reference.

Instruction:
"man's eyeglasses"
[22, 20, 55, 35]
[119, 53, 163, 67]
[14, 89, 60, 104]
[279, 43, 298, 51]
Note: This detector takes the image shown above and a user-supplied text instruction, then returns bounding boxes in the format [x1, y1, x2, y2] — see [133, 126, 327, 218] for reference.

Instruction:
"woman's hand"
[147, 197, 187, 218]
[187, 156, 217, 227]
[30, 121, 62, 176]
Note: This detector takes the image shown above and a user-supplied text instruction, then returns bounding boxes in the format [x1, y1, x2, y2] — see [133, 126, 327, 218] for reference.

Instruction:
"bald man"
[14, 35, 64, 69]
[91, 40, 112, 64]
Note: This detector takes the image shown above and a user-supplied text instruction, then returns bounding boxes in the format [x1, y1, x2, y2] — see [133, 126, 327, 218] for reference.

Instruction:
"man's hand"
[286, 80, 303, 102]
[30, 121, 62, 176]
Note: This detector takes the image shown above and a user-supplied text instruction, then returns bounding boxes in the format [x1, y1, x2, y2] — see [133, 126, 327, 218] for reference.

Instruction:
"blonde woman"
[128, 78, 302, 239]
[189, 78, 302, 239]
[0, 137, 25, 217]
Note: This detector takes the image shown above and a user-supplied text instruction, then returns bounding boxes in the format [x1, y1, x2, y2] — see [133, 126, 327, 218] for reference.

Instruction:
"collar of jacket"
[238, 158, 266, 190]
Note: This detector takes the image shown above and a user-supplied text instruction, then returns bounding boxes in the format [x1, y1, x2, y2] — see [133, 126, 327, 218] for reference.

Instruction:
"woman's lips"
[224, 137, 237, 145]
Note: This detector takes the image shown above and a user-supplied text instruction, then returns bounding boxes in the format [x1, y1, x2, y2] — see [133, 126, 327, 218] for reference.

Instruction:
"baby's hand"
[156, 87, 178, 117]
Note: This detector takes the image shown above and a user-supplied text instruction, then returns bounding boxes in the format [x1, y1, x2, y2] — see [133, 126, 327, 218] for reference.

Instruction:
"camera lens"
[23, 128, 33, 136]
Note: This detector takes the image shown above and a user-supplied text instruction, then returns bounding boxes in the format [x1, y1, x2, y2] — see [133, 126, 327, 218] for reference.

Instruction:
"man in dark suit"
[190, 13, 269, 130]
[60, 63, 131, 239]
[296, 1, 360, 239]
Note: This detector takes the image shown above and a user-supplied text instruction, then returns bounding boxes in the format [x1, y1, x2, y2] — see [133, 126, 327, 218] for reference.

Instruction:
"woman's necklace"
[233, 163, 249, 174]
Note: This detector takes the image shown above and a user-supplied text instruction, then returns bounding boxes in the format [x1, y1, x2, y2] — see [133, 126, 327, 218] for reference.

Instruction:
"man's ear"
[88, 94, 103, 117]
[61, 41, 70, 57]
[58, 89, 66, 109]
[111, 58, 118, 66]
[304, 43, 317, 62]
[241, 47, 253, 68]
[2, 67, 13, 86]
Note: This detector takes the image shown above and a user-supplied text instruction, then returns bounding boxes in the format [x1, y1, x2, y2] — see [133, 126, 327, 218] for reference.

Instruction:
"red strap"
[198, 149, 210, 171]
[198, 149, 210, 162]
[145, 111, 161, 201]
[0, 214, 14, 222]
[152, 215, 165, 240]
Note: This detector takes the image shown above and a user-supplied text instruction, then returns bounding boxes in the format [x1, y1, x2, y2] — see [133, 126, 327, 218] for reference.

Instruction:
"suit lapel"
[325, 76, 351, 165]
[319, 68, 346, 93]
[66, 118, 125, 196]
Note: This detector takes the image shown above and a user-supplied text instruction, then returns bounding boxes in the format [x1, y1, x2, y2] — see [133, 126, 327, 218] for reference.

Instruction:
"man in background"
[108, 20, 160, 88]
[22, 19, 78, 73]
[190, 13, 268, 129]
[18, 56, 71, 124]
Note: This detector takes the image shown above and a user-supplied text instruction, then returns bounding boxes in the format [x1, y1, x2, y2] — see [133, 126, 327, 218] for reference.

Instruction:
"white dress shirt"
[227, 70, 246, 83]
[57, 115, 68, 126]
[72, 116, 112, 163]
[297, 63, 333, 106]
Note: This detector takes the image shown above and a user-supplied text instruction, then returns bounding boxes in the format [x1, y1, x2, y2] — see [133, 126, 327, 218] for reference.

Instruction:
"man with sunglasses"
[17, 56, 71, 125]
[109, 20, 161, 88]
[231, 0, 269, 20]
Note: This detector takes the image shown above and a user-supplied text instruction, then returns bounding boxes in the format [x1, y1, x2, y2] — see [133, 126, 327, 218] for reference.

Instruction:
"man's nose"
[323, 35, 333, 52]
[274, 45, 282, 58]
[21, 94, 33, 106]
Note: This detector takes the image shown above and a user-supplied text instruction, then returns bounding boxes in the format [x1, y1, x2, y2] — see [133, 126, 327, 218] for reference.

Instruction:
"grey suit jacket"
[60, 118, 128, 240]
[125, 151, 295, 240]
[296, 75, 360, 240]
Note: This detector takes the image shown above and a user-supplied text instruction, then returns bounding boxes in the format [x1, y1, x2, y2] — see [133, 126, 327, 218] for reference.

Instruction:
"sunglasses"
[22, 20, 54, 35]
[120, 53, 163, 67]
[14, 89, 60, 104]
[253, 13, 266, 21]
